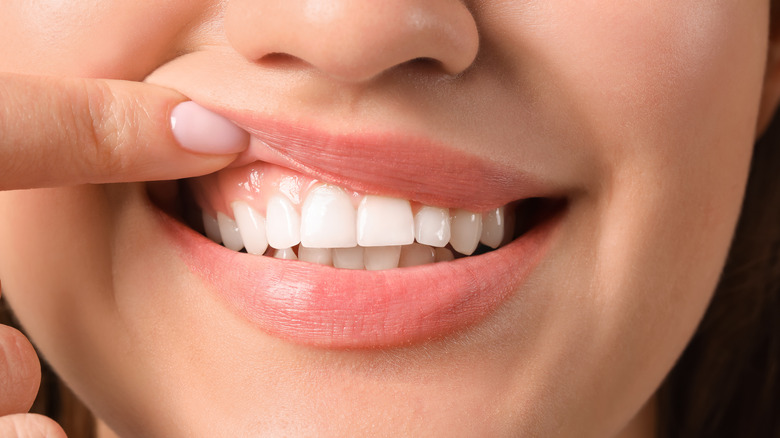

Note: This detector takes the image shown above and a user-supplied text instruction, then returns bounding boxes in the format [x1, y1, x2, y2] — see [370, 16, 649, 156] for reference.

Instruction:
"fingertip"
[0, 326, 41, 416]
[171, 101, 249, 155]
[0, 414, 67, 438]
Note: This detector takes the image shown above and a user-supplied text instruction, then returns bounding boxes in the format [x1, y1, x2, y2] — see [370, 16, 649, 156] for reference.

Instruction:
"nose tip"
[224, 0, 480, 82]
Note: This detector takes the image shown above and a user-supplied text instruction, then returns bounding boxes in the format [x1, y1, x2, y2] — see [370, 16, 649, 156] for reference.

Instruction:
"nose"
[224, 0, 479, 82]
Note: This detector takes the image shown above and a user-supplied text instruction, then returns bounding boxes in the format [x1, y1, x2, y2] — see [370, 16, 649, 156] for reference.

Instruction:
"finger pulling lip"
[208, 106, 559, 210]
[159, 203, 563, 348]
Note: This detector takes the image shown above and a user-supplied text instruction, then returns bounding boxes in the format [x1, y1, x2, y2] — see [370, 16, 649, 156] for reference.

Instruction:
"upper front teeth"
[357, 195, 415, 247]
[414, 206, 451, 247]
[480, 206, 506, 249]
[217, 212, 244, 252]
[449, 209, 483, 256]
[301, 185, 357, 248]
[200, 181, 511, 267]
[202, 211, 223, 244]
[231, 201, 268, 255]
[266, 195, 301, 249]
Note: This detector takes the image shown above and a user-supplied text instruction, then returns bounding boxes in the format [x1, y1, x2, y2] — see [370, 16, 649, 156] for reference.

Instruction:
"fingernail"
[171, 101, 249, 154]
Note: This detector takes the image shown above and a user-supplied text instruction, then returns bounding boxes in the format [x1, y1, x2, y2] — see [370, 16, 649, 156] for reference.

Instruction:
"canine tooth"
[232, 201, 268, 255]
[434, 247, 455, 262]
[480, 206, 506, 249]
[414, 206, 450, 247]
[301, 185, 357, 248]
[363, 246, 401, 271]
[266, 195, 301, 249]
[450, 209, 482, 255]
[357, 195, 414, 247]
[332, 247, 365, 270]
[273, 247, 298, 260]
[298, 246, 333, 266]
[399, 244, 436, 267]
[202, 211, 222, 244]
[217, 212, 244, 252]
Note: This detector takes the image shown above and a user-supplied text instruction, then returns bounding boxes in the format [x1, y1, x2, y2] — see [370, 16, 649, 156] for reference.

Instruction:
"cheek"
[481, 0, 767, 425]
[575, 0, 765, 414]
[0, 0, 212, 79]
[484, 1, 765, 168]
[567, 2, 765, 176]
[564, 1, 765, 281]
[0, 186, 162, 425]
[496, 1, 766, 269]
[0, 187, 161, 431]
[0, 188, 117, 363]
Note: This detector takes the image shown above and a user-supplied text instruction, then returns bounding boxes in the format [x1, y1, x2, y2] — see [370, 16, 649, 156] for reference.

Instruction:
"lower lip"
[159, 208, 561, 349]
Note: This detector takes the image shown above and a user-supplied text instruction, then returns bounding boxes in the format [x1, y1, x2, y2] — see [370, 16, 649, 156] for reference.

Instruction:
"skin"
[0, 1, 778, 436]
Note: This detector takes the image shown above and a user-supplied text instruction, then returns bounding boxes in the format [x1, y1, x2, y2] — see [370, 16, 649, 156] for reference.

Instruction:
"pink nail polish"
[171, 101, 249, 154]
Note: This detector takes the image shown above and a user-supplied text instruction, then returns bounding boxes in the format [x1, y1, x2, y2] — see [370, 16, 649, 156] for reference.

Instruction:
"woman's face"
[0, 1, 771, 436]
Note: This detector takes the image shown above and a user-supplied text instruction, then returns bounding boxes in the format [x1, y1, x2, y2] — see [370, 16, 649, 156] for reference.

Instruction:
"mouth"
[150, 113, 566, 349]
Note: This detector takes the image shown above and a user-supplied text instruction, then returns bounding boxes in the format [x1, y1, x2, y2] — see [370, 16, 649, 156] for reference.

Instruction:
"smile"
[187, 160, 542, 268]
[151, 111, 567, 348]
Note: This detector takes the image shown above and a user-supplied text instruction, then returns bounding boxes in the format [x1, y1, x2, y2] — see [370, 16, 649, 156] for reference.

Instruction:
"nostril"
[260, 52, 307, 68]
[380, 57, 452, 81]
[407, 57, 444, 70]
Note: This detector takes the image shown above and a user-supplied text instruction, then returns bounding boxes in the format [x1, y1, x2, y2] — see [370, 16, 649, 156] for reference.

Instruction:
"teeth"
[363, 246, 402, 271]
[205, 178, 518, 268]
[232, 201, 268, 255]
[332, 247, 365, 270]
[298, 246, 333, 266]
[399, 244, 436, 267]
[414, 206, 450, 247]
[449, 209, 482, 255]
[273, 247, 298, 260]
[434, 247, 455, 262]
[217, 212, 244, 252]
[266, 195, 301, 249]
[202, 211, 222, 244]
[300, 185, 357, 248]
[480, 206, 506, 249]
[357, 195, 415, 247]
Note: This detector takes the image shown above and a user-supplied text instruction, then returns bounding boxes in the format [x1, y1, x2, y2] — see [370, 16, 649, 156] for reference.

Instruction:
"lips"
[217, 107, 556, 211]
[152, 109, 566, 348]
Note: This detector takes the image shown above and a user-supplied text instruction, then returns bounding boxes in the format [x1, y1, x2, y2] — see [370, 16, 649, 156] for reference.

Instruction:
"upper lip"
[197, 103, 559, 210]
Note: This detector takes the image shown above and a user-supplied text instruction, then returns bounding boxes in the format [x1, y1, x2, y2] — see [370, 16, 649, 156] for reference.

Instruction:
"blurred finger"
[0, 325, 40, 416]
[0, 413, 67, 438]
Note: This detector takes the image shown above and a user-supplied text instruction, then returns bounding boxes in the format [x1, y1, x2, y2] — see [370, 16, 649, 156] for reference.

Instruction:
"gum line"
[189, 162, 508, 221]
[188, 161, 511, 269]
[190, 162, 362, 218]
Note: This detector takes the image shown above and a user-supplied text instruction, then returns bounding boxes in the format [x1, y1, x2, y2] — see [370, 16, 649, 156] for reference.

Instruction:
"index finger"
[0, 73, 248, 190]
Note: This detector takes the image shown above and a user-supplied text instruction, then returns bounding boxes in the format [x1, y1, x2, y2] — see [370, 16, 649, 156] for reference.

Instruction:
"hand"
[0, 72, 250, 436]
